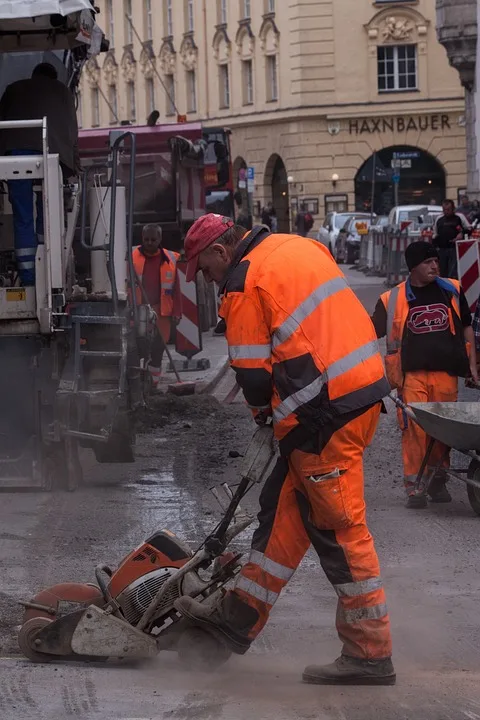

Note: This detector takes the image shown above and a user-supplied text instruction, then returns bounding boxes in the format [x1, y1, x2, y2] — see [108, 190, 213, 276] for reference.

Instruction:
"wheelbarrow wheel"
[177, 626, 231, 672]
[467, 484, 480, 517]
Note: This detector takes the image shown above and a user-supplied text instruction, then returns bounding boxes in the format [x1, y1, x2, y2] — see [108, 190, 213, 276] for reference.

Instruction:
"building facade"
[81, 0, 467, 231]
[436, 0, 478, 199]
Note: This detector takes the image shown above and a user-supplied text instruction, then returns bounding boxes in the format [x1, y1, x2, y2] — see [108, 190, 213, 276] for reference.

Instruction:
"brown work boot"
[428, 473, 452, 503]
[174, 593, 256, 655]
[303, 655, 396, 686]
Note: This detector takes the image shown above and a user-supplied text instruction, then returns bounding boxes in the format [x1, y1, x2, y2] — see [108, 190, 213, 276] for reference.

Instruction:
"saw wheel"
[18, 617, 55, 663]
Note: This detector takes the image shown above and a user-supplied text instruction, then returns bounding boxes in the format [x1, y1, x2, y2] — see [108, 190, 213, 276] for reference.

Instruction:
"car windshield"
[334, 214, 353, 229]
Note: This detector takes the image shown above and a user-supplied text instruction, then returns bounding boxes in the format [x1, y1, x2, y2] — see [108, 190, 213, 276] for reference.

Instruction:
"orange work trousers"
[229, 404, 392, 660]
[398, 371, 458, 496]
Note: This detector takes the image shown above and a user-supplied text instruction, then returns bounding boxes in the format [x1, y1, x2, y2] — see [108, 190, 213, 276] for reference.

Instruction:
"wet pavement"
[1, 268, 480, 719]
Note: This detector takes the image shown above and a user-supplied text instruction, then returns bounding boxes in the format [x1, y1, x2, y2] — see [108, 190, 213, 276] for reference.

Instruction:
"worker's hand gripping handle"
[240, 424, 276, 484]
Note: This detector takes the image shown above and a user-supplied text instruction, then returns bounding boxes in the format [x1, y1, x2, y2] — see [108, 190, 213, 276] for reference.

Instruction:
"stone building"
[436, 0, 478, 199]
[80, 0, 467, 231]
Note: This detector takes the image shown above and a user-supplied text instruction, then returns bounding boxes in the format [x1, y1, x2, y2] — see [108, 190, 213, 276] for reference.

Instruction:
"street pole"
[394, 170, 400, 207]
[370, 151, 376, 222]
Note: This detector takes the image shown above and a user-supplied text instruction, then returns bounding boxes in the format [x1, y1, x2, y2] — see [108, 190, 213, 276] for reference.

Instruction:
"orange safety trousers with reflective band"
[381, 278, 462, 390]
[398, 371, 458, 495]
[220, 231, 389, 446]
[229, 405, 392, 660]
[132, 247, 179, 318]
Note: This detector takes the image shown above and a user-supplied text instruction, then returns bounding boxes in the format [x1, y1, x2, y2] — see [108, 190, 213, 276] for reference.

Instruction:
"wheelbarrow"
[390, 396, 480, 516]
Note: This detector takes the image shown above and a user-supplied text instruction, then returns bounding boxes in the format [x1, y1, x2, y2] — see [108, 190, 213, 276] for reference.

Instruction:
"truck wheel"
[64, 437, 83, 492]
[346, 247, 356, 265]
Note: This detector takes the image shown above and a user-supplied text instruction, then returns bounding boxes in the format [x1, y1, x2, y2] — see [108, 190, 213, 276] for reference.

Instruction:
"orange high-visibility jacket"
[219, 227, 389, 452]
[132, 246, 180, 317]
[380, 277, 463, 389]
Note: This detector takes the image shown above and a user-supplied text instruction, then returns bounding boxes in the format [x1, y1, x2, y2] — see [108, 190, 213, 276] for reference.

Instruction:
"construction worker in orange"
[132, 224, 182, 387]
[174, 214, 395, 686]
[372, 241, 477, 509]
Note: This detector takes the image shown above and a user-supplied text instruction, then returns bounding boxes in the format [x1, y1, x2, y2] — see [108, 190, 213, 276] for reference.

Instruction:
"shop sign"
[349, 115, 451, 135]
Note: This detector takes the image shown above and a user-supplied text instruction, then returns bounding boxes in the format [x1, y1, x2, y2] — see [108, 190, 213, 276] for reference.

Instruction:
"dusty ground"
[1, 269, 480, 719]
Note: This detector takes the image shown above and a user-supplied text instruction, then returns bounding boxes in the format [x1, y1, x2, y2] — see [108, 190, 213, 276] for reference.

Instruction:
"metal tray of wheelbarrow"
[409, 402, 480, 451]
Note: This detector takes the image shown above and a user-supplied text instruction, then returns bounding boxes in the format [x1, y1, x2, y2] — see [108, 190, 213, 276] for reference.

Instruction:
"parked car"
[387, 205, 442, 229]
[317, 212, 373, 255]
[336, 216, 373, 264]
[371, 215, 389, 232]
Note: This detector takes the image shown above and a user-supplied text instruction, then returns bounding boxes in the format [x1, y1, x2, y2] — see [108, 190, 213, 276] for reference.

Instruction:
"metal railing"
[358, 227, 425, 286]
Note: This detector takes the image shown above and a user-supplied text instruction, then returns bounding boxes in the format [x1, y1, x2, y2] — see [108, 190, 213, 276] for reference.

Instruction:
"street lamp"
[332, 173, 339, 188]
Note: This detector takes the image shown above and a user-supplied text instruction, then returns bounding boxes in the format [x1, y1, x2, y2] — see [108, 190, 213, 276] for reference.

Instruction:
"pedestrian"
[175, 213, 395, 686]
[295, 203, 314, 237]
[372, 241, 477, 509]
[269, 206, 278, 232]
[261, 201, 274, 229]
[132, 224, 182, 387]
[433, 199, 470, 278]
[234, 190, 252, 230]
[456, 194, 474, 220]
[0, 63, 80, 286]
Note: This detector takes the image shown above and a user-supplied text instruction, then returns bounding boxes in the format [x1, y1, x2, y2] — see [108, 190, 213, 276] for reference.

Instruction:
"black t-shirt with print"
[372, 282, 471, 376]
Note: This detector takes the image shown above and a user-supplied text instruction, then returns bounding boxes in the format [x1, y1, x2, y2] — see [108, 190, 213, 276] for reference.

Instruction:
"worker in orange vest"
[372, 241, 477, 508]
[174, 214, 395, 686]
[132, 224, 182, 387]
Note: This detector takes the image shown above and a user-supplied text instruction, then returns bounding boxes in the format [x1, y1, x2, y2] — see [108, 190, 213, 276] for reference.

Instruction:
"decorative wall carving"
[103, 51, 118, 86]
[140, 42, 156, 79]
[235, 22, 254, 58]
[180, 34, 198, 71]
[212, 26, 231, 63]
[159, 38, 176, 75]
[85, 57, 100, 88]
[121, 48, 136, 82]
[382, 16, 414, 42]
[259, 16, 280, 53]
[364, 7, 430, 46]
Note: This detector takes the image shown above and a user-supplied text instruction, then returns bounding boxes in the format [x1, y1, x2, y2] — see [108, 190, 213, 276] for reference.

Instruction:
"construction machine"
[0, 2, 162, 491]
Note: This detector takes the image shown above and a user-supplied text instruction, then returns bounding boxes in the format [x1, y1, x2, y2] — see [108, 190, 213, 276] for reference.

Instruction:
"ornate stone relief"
[382, 16, 414, 42]
[180, 34, 198, 71]
[259, 16, 280, 53]
[85, 57, 100, 88]
[121, 48, 136, 82]
[212, 26, 231, 63]
[140, 42, 156, 79]
[159, 38, 176, 75]
[103, 51, 118, 86]
[235, 23, 254, 58]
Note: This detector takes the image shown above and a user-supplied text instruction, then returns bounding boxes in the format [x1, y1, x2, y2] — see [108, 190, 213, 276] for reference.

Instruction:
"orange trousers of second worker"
[230, 404, 392, 661]
[398, 371, 458, 496]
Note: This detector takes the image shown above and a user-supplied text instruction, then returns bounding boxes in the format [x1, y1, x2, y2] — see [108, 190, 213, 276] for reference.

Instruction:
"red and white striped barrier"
[175, 260, 202, 359]
[457, 240, 480, 312]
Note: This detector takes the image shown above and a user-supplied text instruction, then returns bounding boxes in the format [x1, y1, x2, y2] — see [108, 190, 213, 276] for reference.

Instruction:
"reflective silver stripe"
[327, 340, 380, 382]
[340, 603, 388, 624]
[273, 276, 348, 347]
[386, 286, 401, 353]
[165, 249, 177, 266]
[334, 577, 383, 598]
[273, 375, 325, 422]
[16, 248, 36, 257]
[248, 549, 294, 582]
[229, 344, 271, 361]
[273, 340, 379, 423]
[235, 575, 279, 605]
[17, 261, 35, 269]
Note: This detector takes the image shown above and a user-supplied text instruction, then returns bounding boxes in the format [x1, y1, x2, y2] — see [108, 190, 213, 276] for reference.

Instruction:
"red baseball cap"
[184, 214, 234, 282]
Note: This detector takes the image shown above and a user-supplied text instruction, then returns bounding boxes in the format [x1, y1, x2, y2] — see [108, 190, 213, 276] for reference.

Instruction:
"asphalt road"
[1, 267, 480, 720]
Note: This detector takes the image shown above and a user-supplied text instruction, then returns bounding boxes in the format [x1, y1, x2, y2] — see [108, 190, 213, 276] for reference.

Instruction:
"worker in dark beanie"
[372, 241, 477, 509]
